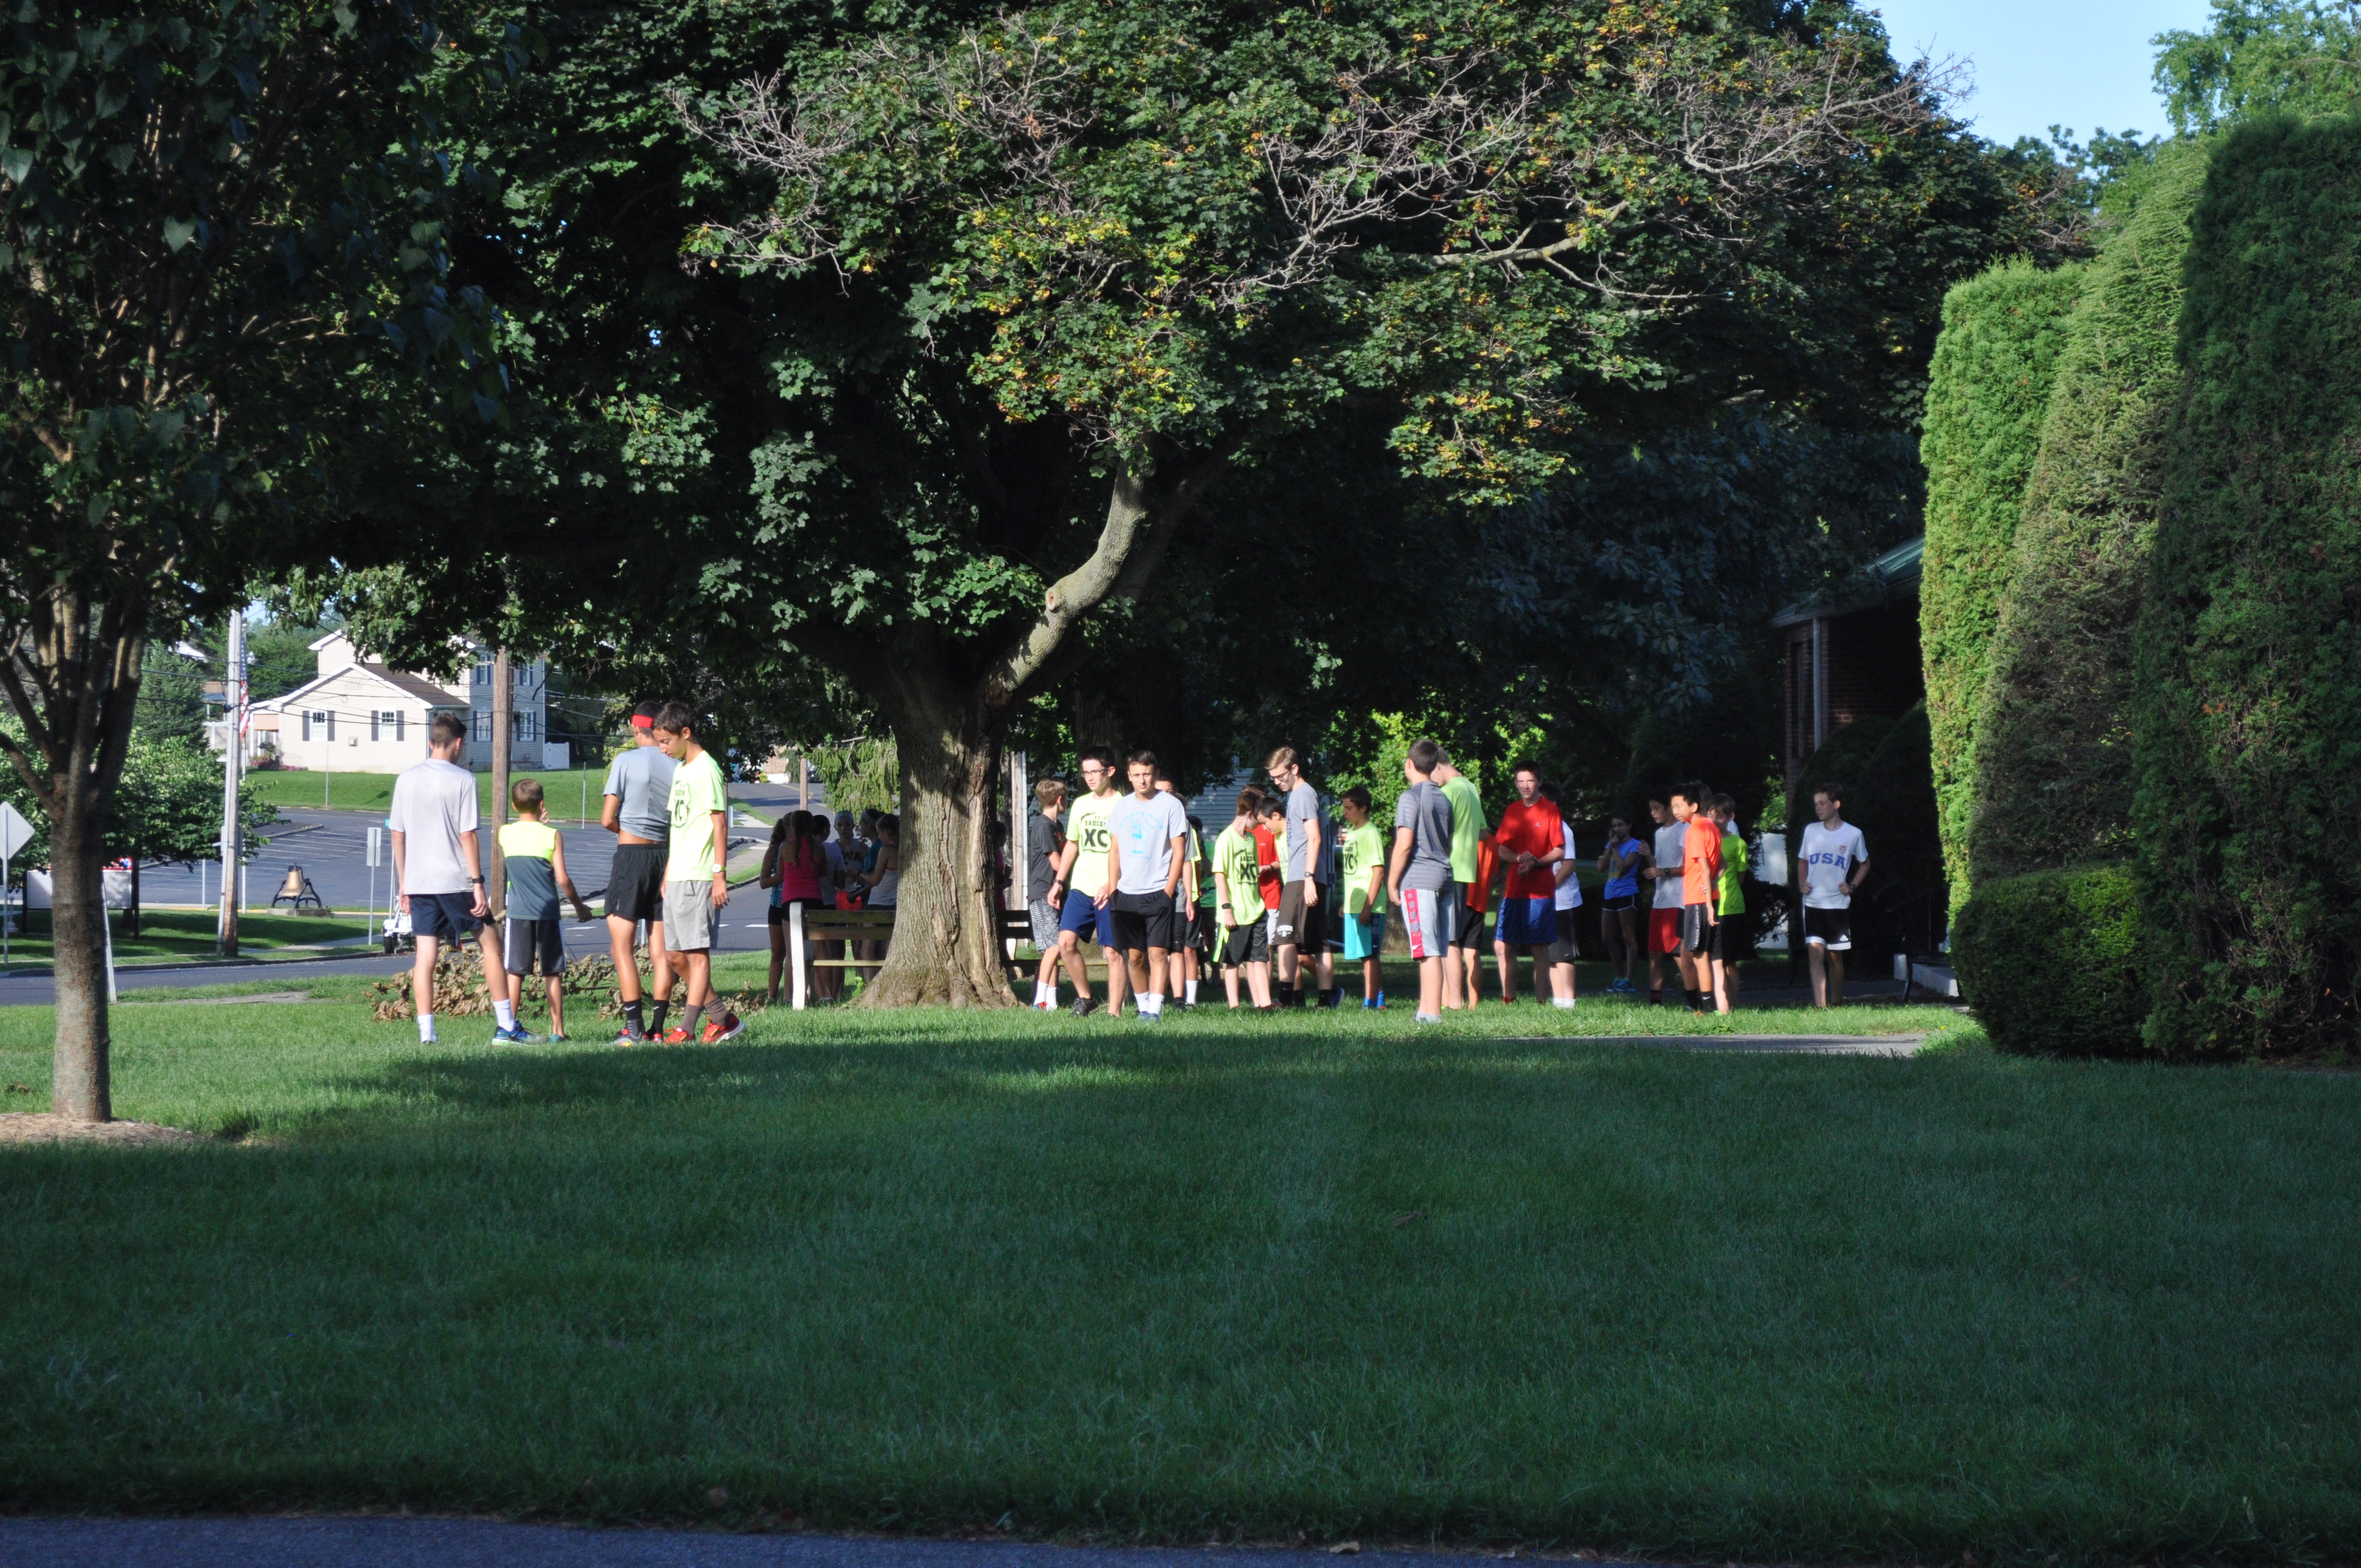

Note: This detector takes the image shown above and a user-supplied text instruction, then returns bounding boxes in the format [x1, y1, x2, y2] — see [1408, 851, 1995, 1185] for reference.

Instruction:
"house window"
[371, 710, 402, 742]
[512, 711, 539, 741]
[471, 710, 489, 741]
[302, 710, 333, 742]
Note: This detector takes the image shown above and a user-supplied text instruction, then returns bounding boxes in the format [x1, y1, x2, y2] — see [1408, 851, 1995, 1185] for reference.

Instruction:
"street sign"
[366, 826, 383, 868]
[0, 801, 33, 862]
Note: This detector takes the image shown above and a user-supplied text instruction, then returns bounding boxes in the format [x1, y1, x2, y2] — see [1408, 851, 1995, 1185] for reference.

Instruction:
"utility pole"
[216, 612, 245, 956]
[488, 645, 512, 918]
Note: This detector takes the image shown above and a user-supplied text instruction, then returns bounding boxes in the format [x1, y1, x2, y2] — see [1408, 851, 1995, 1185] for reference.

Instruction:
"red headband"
[630, 714, 654, 728]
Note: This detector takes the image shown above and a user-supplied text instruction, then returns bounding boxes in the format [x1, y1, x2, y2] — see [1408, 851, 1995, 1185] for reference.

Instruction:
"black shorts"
[1602, 894, 1636, 912]
[412, 890, 481, 943]
[1107, 889, 1179, 953]
[1220, 917, 1271, 967]
[1274, 881, 1330, 951]
[1680, 902, 1715, 956]
[606, 842, 667, 923]
[501, 914, 565, 976]
[1803, 906, 1852, 952]
[1709, 919, 1728, 963]
[1190, 906, 1218, 955]
[1454, 885, 1487, 948]
[768, 897, 819, 928]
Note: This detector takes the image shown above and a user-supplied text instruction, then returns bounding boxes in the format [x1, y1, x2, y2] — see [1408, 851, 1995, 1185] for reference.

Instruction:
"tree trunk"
[50, 787, 111, 1121]
[856, 693, 1014, 1008]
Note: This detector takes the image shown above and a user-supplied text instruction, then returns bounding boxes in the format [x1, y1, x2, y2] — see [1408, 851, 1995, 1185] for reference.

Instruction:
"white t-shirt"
[1651, 823, 1685, 909]
[1799, 820, 1869, 908]
[389, 758, 479, 896]
[1554, 823, 1584, 911]
[1110, 790, 1189, 896]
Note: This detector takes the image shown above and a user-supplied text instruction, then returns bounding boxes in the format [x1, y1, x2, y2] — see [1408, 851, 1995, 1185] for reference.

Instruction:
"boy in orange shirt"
[1669, 782, 1722, 1016]
[1490, 763, 1564, 1004]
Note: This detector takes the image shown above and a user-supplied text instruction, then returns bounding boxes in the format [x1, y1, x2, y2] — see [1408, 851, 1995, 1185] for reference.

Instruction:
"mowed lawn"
[2, 974, 2358, 1564]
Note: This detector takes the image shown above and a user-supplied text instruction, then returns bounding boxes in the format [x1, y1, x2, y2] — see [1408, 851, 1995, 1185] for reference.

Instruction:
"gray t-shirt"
[389, 758, 479, 896]
[1027, 812, 1064, 902]
[1394, 781, 1454, 892]
[1283, 781, 1320, 883]
[602, 744, 677, 841]
[1110, 790, 1189, 896]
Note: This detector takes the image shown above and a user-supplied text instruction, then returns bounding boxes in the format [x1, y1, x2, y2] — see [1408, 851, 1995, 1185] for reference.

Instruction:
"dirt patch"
[0, 1113, 206, 1145]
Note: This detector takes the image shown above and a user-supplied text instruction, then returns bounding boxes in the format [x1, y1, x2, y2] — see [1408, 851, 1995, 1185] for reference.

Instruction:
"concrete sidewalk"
[0, 1519, 1547, 1568]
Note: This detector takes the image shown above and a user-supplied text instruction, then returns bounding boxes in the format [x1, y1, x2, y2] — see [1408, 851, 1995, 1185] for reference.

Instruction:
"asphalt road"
[0, 1520, 1531, 1568]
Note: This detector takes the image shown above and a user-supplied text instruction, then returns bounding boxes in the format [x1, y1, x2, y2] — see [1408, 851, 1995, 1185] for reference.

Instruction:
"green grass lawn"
[3, 975, 2357, 1563]
[0, 908, 366, 967]
[243, 767, 774, 824]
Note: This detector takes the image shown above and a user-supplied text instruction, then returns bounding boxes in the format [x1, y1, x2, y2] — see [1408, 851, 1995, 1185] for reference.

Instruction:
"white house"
[244, 633, 563, 772]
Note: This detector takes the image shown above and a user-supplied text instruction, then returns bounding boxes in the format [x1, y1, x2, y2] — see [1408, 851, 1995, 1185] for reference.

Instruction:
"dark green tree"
[2134, 112, 2361, 1056]
[2154, 0, 2361, 134]
[0, 1, 520, 1118]
[1918, 258, 2085, 916]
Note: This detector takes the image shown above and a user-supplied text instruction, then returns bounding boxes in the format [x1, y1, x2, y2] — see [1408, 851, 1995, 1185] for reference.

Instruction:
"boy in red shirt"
[1254, 798, 1286, 917]
[1490, 763, 1564, 1004]
[1670, 781, 1722, 1016]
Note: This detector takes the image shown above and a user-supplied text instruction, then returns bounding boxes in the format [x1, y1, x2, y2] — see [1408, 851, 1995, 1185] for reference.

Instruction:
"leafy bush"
[1951, 865, 2148, 1055]
[1918, 259, 2085, 914]
[2134, 114, 2361, 1057]
[1971, 144, 2209, 883]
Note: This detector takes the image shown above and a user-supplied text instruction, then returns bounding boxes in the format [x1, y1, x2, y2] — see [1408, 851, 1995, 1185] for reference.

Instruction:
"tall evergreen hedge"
[1970, 144, 2208, 883]
[1917, 261, 2084, 916]
[2136, 115, 2361, 1056]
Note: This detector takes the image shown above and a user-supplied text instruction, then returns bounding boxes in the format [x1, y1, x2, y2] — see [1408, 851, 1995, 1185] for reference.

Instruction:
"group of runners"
[1022, 743, 1872, 1022]
[387, 699, 744, 1046]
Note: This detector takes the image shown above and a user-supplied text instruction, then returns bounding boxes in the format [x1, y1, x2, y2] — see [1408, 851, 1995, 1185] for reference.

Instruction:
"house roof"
[251, 662, 466, 713]
[307, 630, 349, 652]
[1771, 534, 1924, 629]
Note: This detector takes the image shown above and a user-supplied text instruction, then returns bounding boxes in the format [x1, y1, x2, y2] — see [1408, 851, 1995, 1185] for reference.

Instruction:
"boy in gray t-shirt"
[1386, 738, 1459, 1023]
[597, 706, 680, 1043]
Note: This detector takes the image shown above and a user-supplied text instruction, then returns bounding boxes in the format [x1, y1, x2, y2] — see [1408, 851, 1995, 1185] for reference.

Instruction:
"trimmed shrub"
[1971, 143, 2209, 883]
[2134, 114, 2361, 1057]
[1951, 865, 2148, 1055]
[1918, 259, 2085, 916]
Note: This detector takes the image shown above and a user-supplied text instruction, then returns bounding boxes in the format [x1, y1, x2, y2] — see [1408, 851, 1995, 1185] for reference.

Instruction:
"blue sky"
[1867, 0, 2221, 146]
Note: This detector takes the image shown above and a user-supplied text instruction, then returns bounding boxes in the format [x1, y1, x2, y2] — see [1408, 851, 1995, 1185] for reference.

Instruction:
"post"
[217, 612, 245, 957]
[790, 900, 808, 1010]
[489, 645, 512, 919]
[1007, 749, 1027, 966]
[799, 752, 811, 811]
[323, 716, 331, 808]
[102, 907, 117, 1003]
[367, 825, 383, 946]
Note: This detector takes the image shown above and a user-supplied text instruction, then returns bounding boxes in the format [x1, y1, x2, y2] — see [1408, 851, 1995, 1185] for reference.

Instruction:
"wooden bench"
[784, 906, 897, 1008]
[994, 910, 1120, 984]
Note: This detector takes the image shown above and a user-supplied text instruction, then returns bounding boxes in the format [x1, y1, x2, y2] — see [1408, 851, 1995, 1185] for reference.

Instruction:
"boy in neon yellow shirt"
[1709, 792, 1749, 1016]
[1211, 787, 1274, 1009]
[1336, 787, 1389, 1009]
[496, 777, 595, 1042]
[653, 701, 741, 1043]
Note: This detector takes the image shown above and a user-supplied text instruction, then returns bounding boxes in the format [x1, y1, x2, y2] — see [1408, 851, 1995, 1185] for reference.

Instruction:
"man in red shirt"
[1491, 763, 1565, 1004]
[1671, 781, 1722, 1016]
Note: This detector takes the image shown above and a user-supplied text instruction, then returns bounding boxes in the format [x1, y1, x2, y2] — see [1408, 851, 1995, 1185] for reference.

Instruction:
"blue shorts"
[1342, 911, 1386, 961]
[410, 890, 481, 943]
[1495, 896, 1556, 948]
[1058, 888, 1114, 946]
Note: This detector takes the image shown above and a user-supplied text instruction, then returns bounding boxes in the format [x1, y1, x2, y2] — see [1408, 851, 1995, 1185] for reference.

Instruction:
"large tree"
[0, 2, 518, 1117]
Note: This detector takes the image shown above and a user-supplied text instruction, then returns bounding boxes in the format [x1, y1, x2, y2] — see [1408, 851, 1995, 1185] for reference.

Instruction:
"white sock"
[493, 999, 517, 1031]
[1143, 992, 1163, 1016]
[1033, 981, 1048, 1006]
[1184, 980, 1198, 1005]
[417, 1011, 436, 1042]
[1554, 997, 1577, 1009]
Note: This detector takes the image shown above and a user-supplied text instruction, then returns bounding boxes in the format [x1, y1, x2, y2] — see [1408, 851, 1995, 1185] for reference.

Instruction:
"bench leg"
[791, 903, 808, 1010]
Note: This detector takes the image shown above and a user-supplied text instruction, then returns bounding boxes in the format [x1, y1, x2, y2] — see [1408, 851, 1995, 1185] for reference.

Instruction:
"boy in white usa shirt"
[1798, 782, 1870, 1008]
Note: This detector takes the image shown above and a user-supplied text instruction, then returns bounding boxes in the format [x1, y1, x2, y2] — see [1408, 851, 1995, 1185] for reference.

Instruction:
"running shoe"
[1068, 997, 1097, 1018]
[656, 1026, 693, 1044]
[493, 1026, 534, 1044]
[701, 1012, 745, 1043]
[611, 1026, 646, 1047]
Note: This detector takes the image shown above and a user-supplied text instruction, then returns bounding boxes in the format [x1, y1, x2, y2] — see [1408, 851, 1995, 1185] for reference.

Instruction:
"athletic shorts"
[1059, 888, 1114, 947]
[1274, 880, 1330, 952]
[768, 897, 818, 928]
[663, 879, 718, 952]
[1454, 884, 1487, 949]
[1220, 918, 1270, 967]
[411, 890, 481, 943]
[606, 842, 667, 924]
[1650, 906, 1683, 955]
[502, 914, 565, 976]
[1400, 884, 1458, 961]
[1494, 896, 1555, 948]
[1708, 920, 1728, 963]
[1107, 889, 1179, 953]
[1803, 906, 1852, 951]
[1342, 911, 1386, 962]
[1551, 908, 1580, 965]
[1029, 897, 1061, 951]
[1602, 894, 1636, 912]
[1191, 906, 1218, 955]
[1680, 903, 1715, 956]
